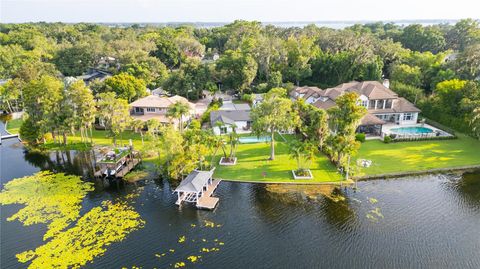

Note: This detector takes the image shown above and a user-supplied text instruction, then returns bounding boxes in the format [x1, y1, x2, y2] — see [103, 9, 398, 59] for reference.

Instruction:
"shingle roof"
[392, 97, 421, 113]
[327, 81, 398, 100]
[312, 99, 336, 110]
[174, 170, 214, 193]
[360, 113, 386, 126]
[129, 95, 195, 109]
[291, 81, 421, 114]
[210, 110, 251, 126]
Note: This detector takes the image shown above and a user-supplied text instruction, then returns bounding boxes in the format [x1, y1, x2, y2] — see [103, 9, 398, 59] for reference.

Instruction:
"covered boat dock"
[174, 168, 221, 210]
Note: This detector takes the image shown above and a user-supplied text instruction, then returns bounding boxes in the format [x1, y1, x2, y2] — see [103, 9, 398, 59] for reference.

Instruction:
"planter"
[291, 169, 313, 179]
[219, 157, 237, 166]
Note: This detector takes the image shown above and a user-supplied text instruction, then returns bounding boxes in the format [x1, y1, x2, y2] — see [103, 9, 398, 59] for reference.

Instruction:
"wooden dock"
[116, 159, 140, 178]
[196, 179, 221, 210]
[94, 148, 142, 179]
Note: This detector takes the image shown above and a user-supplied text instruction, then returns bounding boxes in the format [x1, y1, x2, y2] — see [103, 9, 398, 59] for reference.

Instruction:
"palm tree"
[130, 119, 145, 145]
[167, 101, 191, 132]
[288, 140, 317, 176]
[226, 124, 239, 162]
[471, 107, 480, 139]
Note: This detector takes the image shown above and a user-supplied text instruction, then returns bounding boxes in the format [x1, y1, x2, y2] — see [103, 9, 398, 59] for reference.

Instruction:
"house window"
[360, 100, 368, 107]
[385, 99, 393, 109]
[403, 113, 413, 121]
[220, 126, 228, 134]
[146, 107, 156, 112]
[134, 107, 143, 113]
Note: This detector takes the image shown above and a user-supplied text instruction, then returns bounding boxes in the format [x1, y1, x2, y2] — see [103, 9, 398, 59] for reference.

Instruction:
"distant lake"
[100, 19, 462, 29]
[1, 120, 480, 268]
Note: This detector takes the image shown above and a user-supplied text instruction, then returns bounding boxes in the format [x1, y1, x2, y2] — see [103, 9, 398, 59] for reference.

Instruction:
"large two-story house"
[291, 81, 421, 136]
[129, 95, 196, 128]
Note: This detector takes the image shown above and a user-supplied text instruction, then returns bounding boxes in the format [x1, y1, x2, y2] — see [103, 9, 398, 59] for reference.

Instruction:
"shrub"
[200, 103, 220, 124]
[355, 133, 366, 142]
[241, 93, 254, 104]
[19, 118, 41, 143]
[383, 136, 392, 143]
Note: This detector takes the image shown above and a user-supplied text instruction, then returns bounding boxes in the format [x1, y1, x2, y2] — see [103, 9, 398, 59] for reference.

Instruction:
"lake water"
[1, 121, 480, 269]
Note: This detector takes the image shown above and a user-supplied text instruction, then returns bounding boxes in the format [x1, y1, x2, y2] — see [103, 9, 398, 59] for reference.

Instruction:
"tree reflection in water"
[254, 184, 357, 231]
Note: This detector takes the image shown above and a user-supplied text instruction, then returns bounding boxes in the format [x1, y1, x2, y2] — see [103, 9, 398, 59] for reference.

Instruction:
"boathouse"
[174, 168, 221, 210]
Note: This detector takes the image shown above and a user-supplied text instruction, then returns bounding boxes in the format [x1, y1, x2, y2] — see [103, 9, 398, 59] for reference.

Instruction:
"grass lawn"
[6, 118, 22, 135]
[42, 129, 145, 151]
[356, 134, 480, 177]
[214, 135, 343, 184]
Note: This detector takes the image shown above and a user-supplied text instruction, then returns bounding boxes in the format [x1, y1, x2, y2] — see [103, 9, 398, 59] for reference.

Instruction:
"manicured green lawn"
[67, 129, 144, 148]
[214, 136, 343, 184]
[6, 118, 22, 135]
[356, 134, 480, 176]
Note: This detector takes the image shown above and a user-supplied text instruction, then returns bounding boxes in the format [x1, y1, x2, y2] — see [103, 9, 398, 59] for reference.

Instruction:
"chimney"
[383, 79, 390, 88]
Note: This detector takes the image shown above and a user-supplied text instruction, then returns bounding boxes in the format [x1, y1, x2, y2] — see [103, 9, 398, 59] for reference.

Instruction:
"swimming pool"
[390, 126, 434, 134]
[238, 136, 271, 143]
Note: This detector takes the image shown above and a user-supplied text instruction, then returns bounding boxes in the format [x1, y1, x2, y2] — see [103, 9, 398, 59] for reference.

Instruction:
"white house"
[210, 110, 252, 135]
[129, 95, 196, 128]
[291, 81, 421, 136]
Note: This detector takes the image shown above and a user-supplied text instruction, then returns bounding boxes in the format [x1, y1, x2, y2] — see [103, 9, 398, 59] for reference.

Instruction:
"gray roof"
[210, 110, 251, 126]
[219, 102, 251, 111]
[174, 170, 213, 193]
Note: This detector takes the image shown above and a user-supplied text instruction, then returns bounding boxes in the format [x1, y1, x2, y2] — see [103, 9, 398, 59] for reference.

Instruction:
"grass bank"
[355, 134, 480, 177]
[5, 118, 22, 135]
[213, 134, 343, 184]
[41, 129, 145, 151]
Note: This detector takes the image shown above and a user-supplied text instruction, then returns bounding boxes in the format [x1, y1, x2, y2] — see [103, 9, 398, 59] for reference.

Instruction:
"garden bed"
[219, 157, 237, 166]
[291, 169, 313, 179]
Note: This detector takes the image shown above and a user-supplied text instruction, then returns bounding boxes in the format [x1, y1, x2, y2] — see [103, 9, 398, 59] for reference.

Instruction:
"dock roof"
[174, 169, 214, 193]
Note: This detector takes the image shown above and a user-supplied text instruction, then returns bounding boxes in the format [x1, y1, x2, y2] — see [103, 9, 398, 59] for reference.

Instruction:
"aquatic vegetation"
[200, 247, 220, 253]
[204, 220, 221, 228]
[0, 171, 94, 239]
[368, 197, 378, 204]
[366, 207, 384, 222]
[17, 201, 144, 269]
[17, 202, 144, 268]
[178, 236, 186, 243]
[187, 255, 201, 263]
[169, 249, 175, 253]
[190, 223, 196, 228]
[174, 261, 185, 268]
[370, 207, 384, 218]
[124, 170, 150, 183]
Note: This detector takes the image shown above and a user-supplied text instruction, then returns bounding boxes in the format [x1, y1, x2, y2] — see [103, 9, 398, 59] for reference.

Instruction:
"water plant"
[17, 201, 144, 268]
[0, 171, 94, 239]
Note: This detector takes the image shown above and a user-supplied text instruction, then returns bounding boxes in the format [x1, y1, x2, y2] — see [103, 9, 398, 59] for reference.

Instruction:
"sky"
[1, 0, 479, 23]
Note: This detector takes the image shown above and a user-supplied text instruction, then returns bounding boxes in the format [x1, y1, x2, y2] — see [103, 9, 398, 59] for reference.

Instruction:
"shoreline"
[4, 121, 479, 184]
[354, 164, 480, 181]
[216, 178, 354, 185]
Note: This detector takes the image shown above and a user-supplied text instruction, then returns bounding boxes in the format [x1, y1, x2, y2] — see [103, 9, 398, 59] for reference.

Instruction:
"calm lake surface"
[1, 122, 480, 269]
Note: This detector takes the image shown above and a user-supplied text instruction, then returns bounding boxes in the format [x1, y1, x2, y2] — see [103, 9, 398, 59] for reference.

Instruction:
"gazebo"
[174, 168, 220, 209]
[357, 114, 385, 137]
